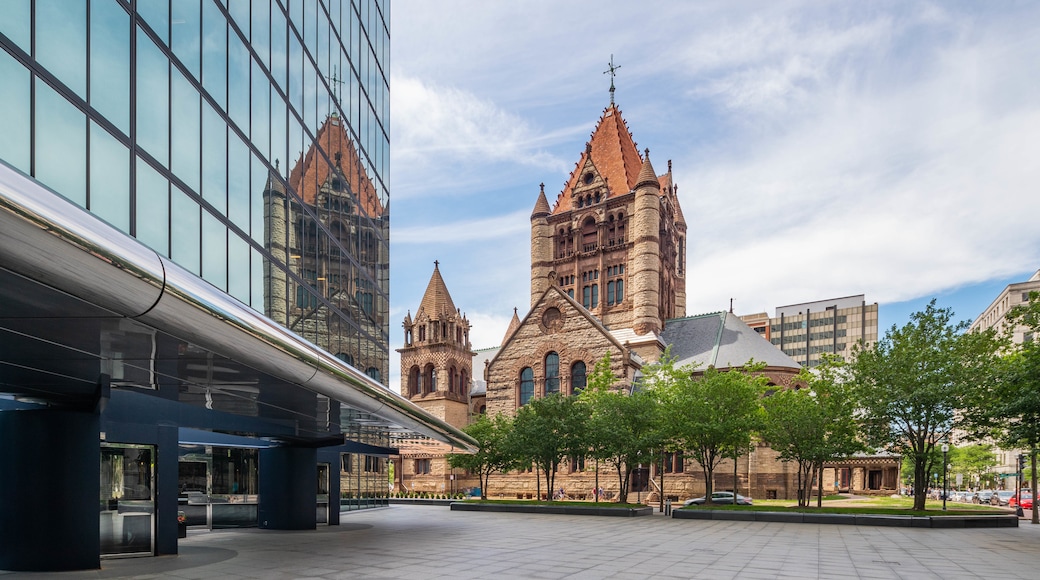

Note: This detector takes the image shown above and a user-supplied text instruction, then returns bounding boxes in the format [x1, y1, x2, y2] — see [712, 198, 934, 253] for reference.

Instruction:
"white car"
[683, 491, 752, 506]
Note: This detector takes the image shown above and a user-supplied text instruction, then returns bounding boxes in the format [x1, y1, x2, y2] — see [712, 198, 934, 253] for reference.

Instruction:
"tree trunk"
[1032, 450, 1038, 525]
[913, 459, 928, 511]
[703, 465, 714, 505]
[817, 462, 824, 508]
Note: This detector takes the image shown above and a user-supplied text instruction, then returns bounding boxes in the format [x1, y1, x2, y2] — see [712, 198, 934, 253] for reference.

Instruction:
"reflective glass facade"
[0, 0, 390, 383]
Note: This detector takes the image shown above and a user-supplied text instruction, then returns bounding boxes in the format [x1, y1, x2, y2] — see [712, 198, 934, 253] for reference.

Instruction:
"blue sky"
[386, 1, 1040, 386]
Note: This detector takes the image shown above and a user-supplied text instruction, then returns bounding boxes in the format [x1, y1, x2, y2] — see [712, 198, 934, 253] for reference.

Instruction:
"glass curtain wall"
[0, 0, 391, 385]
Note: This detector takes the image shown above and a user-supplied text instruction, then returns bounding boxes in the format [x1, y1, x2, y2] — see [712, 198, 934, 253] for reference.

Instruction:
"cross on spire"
[327, 65, 345, 106]
[604, 55, 621, 105]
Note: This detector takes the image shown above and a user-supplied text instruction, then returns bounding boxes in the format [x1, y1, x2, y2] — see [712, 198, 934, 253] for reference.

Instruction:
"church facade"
[396, 102, 900, 501]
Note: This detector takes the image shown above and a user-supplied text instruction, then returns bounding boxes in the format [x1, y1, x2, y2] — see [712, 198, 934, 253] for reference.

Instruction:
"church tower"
[531, 103, 687, 340]
[398, 262, 475, 428]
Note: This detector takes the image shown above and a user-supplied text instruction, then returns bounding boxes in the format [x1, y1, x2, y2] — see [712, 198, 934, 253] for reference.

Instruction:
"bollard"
[665, 498, 672, 516]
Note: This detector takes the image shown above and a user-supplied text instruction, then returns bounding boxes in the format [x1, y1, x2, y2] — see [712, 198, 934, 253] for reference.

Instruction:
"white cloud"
[391, 74, 567, 171]
[393, 210, 531, 244]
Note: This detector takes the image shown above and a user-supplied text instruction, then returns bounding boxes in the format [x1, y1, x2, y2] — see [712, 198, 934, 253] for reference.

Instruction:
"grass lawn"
[686, 494, 1013, 516]
[462, 499, 647, 509]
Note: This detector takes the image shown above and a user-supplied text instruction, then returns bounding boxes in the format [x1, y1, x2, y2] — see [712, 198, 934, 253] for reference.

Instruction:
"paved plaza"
[9, 506, 1040, 579]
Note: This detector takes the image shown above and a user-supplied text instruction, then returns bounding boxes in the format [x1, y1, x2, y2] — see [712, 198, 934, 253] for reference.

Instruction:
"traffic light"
[1019, 454, 1027, 472]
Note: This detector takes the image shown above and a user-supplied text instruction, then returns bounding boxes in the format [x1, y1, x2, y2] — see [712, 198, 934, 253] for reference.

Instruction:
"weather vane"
[604, 55, 621, 105]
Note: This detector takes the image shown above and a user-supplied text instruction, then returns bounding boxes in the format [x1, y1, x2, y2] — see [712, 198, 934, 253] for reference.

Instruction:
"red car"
[1009, 493, 1033, 510]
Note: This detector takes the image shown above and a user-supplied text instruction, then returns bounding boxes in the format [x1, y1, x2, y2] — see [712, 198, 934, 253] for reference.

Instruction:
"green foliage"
[652, 354, 767, 505]
[949, 444, 998, 488]
[510, 393, 588, 501]
[579, 353, 664, 502]
[761, 355, 865, 506]
[849, 299, 1002, 510]
[447, 413, 518, 500]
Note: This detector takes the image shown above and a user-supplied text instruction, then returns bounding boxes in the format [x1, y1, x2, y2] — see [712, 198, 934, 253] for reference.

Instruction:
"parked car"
[1009, 493, 1033, 510]
[992, 490, 1016, 506]
[684, 492, 752, 506]
[973, 490, 995, 504]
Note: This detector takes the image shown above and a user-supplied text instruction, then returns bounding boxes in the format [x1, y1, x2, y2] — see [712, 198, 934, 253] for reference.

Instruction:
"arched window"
[460, 370, 469, 394]
[424, 363, 436, 393]
[544, 352, 560, 394]
[581, 217, 597, 252]
[366, 367, 380, 382]
[477, 404, 486, 414]
[448, 366, 457, 394]
[408, 366, 421, 396]
[520, 367, 534, 406]
[335, 352, 354, 366]
[571, 361, 587, 395]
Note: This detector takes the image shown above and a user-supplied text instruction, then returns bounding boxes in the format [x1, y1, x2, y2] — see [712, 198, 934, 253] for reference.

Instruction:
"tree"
[761, 356, 865, 507]
[982, 290, 1040, 523]
[849, 300, 1001, 511]
[657, 359, 767, 505]
[948, 444, 998, 491]
[579, 353, 664, 503]
[509, 393, 587, 501]
[447, 413, 518, 500]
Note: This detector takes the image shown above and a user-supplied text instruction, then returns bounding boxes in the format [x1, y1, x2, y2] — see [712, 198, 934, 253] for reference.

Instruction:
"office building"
[0, 0, 474, 571]
[741, 295, 879, 367]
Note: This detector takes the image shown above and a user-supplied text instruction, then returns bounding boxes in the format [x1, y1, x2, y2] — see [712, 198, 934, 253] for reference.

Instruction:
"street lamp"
[941, 443, 950, 512]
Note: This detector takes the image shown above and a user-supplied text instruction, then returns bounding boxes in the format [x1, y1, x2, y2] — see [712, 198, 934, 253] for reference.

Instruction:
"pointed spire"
[502, 307, 521, 346]
[531, 183, 551, 218]
[417, 261, 457, 318]
[635, 148, 660, 189]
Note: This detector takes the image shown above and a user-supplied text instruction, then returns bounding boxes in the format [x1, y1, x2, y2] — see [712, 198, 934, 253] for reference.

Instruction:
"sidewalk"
[9, 505, 1040, 579]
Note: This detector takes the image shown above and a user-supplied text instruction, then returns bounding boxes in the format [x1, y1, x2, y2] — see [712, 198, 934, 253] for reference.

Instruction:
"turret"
[630, 150, 661, 335]
[530, 183, 553, 306]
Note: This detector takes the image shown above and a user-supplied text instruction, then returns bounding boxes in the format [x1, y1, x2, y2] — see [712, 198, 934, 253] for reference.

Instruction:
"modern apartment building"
[0, 0, 474, 571]
[741, 295, 879, 367]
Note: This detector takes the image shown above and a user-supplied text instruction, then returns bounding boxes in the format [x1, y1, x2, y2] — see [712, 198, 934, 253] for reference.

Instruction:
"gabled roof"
[416, 262, 456, 319]
[661, 311, 801, 371]
[288, 114, 383, 217]
[502, 307, 521, 346]
[552, 104, 644, 214]
[488, 284, 632, 369]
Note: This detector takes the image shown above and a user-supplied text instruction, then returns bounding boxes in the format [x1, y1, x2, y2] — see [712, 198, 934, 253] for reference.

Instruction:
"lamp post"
[941, 443, 950, 512]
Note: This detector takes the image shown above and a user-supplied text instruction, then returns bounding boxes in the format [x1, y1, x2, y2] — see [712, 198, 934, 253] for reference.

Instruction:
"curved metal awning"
[0, 161, 476, 453]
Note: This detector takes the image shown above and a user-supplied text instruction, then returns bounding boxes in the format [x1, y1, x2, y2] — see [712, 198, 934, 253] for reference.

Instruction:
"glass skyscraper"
[0, 0, 390, 379]
[0, 1, 472, 571]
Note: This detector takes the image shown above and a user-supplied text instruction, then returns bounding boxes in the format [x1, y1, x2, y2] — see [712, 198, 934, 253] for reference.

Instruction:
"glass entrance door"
[317, 463, 330, 524]
[100, 443, 155, 557]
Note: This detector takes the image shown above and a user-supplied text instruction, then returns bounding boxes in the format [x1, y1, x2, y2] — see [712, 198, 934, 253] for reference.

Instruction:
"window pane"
[250, 153, 266, 243]
[202, 211, 228, 290]
[136, 30, 170, 165]
[171, 187, 201, 274]
[172, 0, 202, 80]
[202, 0, 227, 110]
[227, 35, 250, 131]
[137, 0, 170, 45]
[201, 103, 227, 213]
[0, 50, 31, 173]
[228, 232, 250, 303]
[250, 247, 264, 311]
[228, 132, 249, 230]
[35, 80, 86, 206]
[89, 122, 130, 233]
[135, 157, 169, 255]
[251, 0, 271, 67]
[251, 60, 270, 159]
[270, 6, 287, 91]
[37, 0, 86, 98]
[90, 0, 131, 135]
[171, 71, 201, 193]
[0, 0, 30, 53]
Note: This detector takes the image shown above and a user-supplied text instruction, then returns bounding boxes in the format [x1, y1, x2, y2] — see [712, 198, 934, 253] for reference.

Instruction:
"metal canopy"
[0, 161, 476, 452]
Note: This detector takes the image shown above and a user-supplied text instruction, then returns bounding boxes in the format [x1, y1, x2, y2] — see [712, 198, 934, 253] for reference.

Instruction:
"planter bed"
[672, 509, 1017, 528]
[450, 502, 652, 517]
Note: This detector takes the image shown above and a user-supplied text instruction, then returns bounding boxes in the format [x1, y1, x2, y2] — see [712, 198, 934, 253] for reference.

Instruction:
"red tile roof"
[288, 115, 383, 217]
[552, 104, 644, 214]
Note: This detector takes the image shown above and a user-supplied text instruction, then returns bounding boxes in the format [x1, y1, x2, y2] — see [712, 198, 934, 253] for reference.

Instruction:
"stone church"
[395, 102, 900, 501]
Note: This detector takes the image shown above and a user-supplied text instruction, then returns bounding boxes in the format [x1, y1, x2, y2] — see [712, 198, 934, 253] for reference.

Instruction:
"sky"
[385, 0, 1040, 388]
